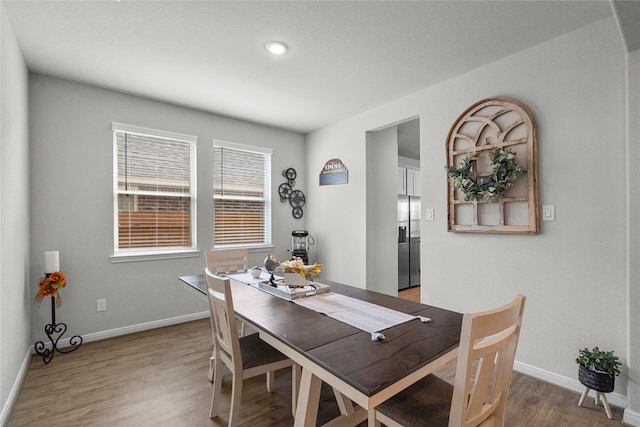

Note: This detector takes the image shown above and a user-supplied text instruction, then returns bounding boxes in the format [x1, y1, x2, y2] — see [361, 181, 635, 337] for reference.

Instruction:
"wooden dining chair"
[371, 295, 525, 427]
[206, 248, 248, 275]
[205, 268, 297, 427]
[205, 249, 249, 381]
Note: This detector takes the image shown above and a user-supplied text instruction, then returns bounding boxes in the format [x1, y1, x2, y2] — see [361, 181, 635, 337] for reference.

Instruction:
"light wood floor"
[398, 286, 421, 303]
[7, 313, 628, 426]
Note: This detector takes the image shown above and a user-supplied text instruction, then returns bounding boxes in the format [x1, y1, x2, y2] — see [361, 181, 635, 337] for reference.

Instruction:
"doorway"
[365, 117, 420, 297]
[397, 119, 421, 294]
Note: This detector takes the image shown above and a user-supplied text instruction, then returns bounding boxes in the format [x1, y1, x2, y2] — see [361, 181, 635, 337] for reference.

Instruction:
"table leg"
[294, 368, 323, 427]
[333, 389, 355, 416]
[292, 364, 302, 417]
[368, 409, 381, 427]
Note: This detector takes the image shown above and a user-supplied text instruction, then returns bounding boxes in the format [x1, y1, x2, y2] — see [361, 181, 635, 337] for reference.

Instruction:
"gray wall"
[625, 47, 640, 423]
[28, 74, 305, 344]
[307, 16, 632, 411]
[0, 4, 30, 423]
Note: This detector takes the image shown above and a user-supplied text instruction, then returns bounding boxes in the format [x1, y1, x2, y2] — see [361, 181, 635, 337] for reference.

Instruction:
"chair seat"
[239, 333, 289, 370]
[376, 374, 453, 427]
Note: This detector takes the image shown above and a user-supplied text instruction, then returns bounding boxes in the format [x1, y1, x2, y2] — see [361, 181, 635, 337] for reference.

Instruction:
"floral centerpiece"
[280, 257, 322, 286]
[35, 271, 66, 306]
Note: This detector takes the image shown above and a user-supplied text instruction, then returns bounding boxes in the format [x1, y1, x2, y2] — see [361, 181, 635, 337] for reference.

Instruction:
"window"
[213, 141, 272, 248]
[113, 123, 197, 255]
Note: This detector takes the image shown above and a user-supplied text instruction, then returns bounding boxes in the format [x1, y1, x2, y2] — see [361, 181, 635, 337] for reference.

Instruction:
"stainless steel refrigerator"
[398, 195, 421, 290]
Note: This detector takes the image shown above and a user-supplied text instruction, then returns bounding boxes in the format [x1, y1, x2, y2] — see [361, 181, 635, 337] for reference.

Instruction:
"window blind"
[213, 143, 272, 247]
[114, 124, 196, 252]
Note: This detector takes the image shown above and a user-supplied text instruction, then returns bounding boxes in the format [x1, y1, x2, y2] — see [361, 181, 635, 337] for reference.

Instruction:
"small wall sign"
[319, 158, 349, 186]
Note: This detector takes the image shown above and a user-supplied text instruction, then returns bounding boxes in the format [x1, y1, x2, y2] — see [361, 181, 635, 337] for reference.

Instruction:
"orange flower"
[38, 271, 67, 297]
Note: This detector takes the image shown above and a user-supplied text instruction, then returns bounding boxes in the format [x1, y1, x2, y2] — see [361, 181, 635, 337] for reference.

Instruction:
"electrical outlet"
[97, 298, 106, 312]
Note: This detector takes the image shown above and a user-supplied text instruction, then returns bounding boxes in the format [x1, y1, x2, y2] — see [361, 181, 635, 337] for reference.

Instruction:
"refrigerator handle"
[398, 226, 407, 243]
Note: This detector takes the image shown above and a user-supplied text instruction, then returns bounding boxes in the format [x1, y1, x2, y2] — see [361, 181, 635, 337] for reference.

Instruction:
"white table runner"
[224, 270, 267, 286]
[293, 292, 428, 334]
[227, 272, 430, 337]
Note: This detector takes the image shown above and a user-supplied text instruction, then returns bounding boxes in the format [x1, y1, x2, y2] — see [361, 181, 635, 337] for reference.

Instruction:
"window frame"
[212, 139, 272, 250]
[111, 122, 198, 261]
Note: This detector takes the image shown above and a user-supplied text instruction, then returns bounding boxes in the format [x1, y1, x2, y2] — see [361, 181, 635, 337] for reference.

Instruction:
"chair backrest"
[448, 295, 525, 427]
[204, 268, 242, 374]
[205, 249, 248, 275]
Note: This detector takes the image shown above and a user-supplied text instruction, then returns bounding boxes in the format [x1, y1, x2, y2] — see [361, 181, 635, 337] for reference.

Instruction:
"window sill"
[212, 245, 274, 253]
[110, 249, 201, 263]
[248, 246, 275, 254]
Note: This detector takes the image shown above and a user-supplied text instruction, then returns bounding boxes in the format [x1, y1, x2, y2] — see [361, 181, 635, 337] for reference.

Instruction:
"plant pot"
[578, 364, 615, 393]
[284, 272, 309, 287]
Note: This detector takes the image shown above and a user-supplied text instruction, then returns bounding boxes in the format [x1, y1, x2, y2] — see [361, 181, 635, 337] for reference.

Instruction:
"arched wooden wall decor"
[446, 97, 539, 233]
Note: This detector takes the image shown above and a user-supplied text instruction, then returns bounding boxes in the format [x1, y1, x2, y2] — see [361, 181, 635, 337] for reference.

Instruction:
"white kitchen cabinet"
[399, 167, 420, 196]
[407, 168, 420, 196]
[397, 167, 407, 195]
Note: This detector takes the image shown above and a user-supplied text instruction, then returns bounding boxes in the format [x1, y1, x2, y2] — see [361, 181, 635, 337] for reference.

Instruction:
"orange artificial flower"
[38, 271, 67, 298]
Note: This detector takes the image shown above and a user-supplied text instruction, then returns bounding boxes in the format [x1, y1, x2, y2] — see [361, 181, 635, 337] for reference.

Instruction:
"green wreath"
[446, 147, 523, 203]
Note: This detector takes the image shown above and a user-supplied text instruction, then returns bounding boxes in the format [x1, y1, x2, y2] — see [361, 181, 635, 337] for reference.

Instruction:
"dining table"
[180, 272, 462, 427]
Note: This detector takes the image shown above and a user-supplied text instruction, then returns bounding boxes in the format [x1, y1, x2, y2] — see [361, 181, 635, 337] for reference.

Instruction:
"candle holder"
[34, 274, 82, 364]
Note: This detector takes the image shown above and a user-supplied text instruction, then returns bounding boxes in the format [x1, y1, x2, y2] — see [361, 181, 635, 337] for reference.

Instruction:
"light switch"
[426, 208, 434, 221]
[543, 205, 555, 221]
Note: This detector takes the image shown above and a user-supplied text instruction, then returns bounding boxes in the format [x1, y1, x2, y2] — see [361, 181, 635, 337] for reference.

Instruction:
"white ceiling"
[3, 1, 615, 134]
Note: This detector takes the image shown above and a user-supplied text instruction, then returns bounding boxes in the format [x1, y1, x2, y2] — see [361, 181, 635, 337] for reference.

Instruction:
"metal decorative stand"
[34, 295, 83, 364]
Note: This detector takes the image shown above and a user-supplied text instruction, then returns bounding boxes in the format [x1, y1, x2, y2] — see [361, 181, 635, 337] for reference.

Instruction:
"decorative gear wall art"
[279, 168, 306, 218]
[289, 190, 305, 219]
[283, 167, 296, 186]
[278, 182, 292, 202]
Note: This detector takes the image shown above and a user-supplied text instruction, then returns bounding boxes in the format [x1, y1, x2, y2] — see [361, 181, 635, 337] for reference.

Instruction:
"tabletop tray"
[257, 280, 330, 301]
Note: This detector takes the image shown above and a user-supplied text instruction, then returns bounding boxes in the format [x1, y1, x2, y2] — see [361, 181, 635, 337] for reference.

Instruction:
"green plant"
[576, 347, 621, 377]
[445, 147, 523, 203]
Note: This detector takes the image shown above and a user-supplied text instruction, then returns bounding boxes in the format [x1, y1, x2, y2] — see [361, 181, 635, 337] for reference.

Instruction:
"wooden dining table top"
[180, 273, 463, 400]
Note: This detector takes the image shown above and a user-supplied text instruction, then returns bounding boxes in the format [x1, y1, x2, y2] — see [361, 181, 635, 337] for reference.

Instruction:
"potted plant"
[576, 347, 621, 393]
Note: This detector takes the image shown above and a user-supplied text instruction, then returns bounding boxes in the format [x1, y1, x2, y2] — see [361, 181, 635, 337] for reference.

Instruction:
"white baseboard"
[624, 408, 640, 426]
[514, 360, 627, 408]
[0, 349, 31, 427]
[30, 311, 209, 353]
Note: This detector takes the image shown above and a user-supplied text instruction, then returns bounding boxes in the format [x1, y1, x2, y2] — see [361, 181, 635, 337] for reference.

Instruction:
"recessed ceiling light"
[265, 41, 288, 55]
